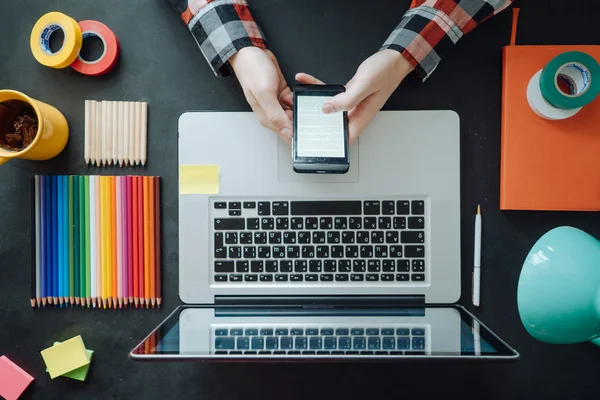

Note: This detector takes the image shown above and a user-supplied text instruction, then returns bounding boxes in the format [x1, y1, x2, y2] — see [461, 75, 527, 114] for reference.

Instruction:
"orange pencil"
[133, 177, 139, 307]
[94, 176, 101, 308]
[149, 178, 156, 307]
[137, 176, 145, 307]
[111, 176, 117, 307]
[154, 177, 161, 307]
[143, 177, 151, 308]
[101, 176, 108, 309]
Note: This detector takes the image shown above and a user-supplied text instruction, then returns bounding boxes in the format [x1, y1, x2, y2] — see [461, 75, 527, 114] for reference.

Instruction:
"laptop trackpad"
[277, 137, 359, 183]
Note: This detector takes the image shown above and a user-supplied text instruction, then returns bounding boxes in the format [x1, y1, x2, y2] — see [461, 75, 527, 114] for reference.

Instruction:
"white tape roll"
[527, 70, 581, 120]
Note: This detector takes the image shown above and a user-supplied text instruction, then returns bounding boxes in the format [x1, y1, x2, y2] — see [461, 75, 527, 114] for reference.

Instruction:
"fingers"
[295, 73, 325, 85]
[347, 91, 387, 144]
[254, 90, 293, 141]
[323, 78, 372, 114]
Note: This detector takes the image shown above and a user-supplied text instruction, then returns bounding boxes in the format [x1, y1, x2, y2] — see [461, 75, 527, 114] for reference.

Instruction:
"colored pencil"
[84, 101, 91, 164]
[81, 176, 88, 307]
[116, 176, 123, 308]
[67, 176, 73, 305]
[52, 176, 58, 305]
[127, 176, 133, 304]
[95, 176, 102, 308]
[31, 177, 37, 308]
[73, 176, 80, 305]
[141, 102, 148, 166]
[138, 176, 145, 307]
[40, 176, 46, 307]
[143, 177, 150, 307]
[148, 178, 156, 307]
[78, 176, 85, 306]
[101, 176, 108, 308]
[90, 176, 97, 307]
[133, 177, 139, 307]
[155, 177, 161, 306]
[111, 176, 118, 307]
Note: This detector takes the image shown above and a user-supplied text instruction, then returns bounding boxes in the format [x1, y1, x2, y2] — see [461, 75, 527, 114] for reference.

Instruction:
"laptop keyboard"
[212, 199, 426, 284]
[212, 325, 427, 355]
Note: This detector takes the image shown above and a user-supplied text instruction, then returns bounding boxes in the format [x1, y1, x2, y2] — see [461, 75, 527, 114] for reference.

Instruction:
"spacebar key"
[214, 218, 245, 230]
[291, 201, 362, 216]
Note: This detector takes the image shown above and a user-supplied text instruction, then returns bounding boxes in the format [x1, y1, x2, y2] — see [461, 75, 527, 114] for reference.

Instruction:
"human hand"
[230, 47, 294, 143]
[296, 49, 414, 143]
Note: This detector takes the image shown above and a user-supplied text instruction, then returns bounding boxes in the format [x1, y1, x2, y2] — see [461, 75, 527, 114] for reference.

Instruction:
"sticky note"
[179, 165, 219, 194]
[0, 355, 34, 400]
[46, 342, 93, 381]
[40, 335, 90, 379]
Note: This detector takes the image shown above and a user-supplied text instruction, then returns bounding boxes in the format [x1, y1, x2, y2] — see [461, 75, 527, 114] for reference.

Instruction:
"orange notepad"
[500, 44, 600, 211]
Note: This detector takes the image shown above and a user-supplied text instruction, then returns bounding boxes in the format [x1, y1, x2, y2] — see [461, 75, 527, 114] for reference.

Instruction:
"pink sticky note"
[0, 355, 34, 400]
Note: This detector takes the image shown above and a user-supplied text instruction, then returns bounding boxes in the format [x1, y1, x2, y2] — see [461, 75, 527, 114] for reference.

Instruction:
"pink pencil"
[122, 176, 129, 306]
[127, 176, 134, 304]
[137, 176, 145, 306]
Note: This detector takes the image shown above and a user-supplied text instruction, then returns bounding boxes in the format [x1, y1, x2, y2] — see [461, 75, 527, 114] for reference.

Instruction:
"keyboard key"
[273, 246, 286, 259]
[366, 328, 379, 335]
[386, 231, 399, 244]
[353, 260, 366, 272]
[251, 337, 264, 349]
[215, 274, 228, 282]
[266, 337, 279, 350]
[351, 328, 364, 335]
[294, 260, 307, 272]
[338, 337, 351, 349]
[378, 217, 392, 230]
[361, 245, 373, 258]
[305, 328, 319, 335]
[412, 328, 425, 336]
[306, 274, 318, 282]
[229, 209, 241, 216]
[228, 246, 242, 259]
[309, 337, 322, 350]
[353, 337, 366, 349]
[276, 217, 289, 230]
[334, 217, 348, 229]
[237, 337, 250, 349]
[243, 201, 256, 209]
[287, 246, 300, 258]
[258, 201, 270, 216]
[240, 232, 252, 244]
[346, 351, 359, 355]
[349, 217, 362, 229]
[253, 232, 267, 244]
[318, 244, 332, 258]
[396, 328, 410, 335]
[245, 274, 258, 282]
[215, 337, 235, 349]
[368, 337, 381, 350]
[291, 201, 362, 216]
[402, 231, 425, 244]
[283, 232, 296, 244]
[302, 246, 315, 258]
[275, 274, 288, 282]
[411, 200, 425, 215]
[364, 217, 377, 230]
[280, 337, 293, 349]
[363, 201, 380, 215]
[324, 337, 337, 349]
[339, 260, 351, 272]
[236, 261, 249, 273]
[412, 337, 425, 350]
[316, 351, 330, 355]
[336, 328, 349, 335]
[275, 328, 288, 335]
[258, 246, 271, 258]
[350, 274, 364, 281]
[247, 218, 260, 230]
[306, 217, 319, 229]
[297, 231, 311, 244]
[261, 218, 274, 230]
[383, 260, 395, 271]
[360, 351, 374, 355]
[319, 217, 333, 230]
[228, 202, 241, 210]
[382, 201, 395, 215]
[408, 216, 425, 229]
[341, 231, 355, 244]
[215, 261, 234, 273]
[381, 328, 394, 336]
[318, 328, 333, 336]
[331, 246, 344, 258]
[320, 274, 333, 282]
[273, 351, 286, 355]
[243, 246, 256, 258]
[214, 218, 244, 230]
[371, 231, 384, 244]
[367, 260, 381, 272]
[302, 351, 316, 355]
[309, 260, 322, 272]
[397, 260, 410, 271]
[229, 274, 243, 282]
[312, 231, 325, 244]
[390, 246, 403, 258]
[290, 274, 303, 281]
[396, 274, 409, 281]
[346, 246, 359, 258]
[335, 274, 349, 281]
[215, 328, 228, 336]
[412, 274, 425, 282]
[291, 328, 304, 335]
[259, 274, 273, 282]
[214, 232, 224, 248]
[287, 351, 301, 355]
[280, 260, 293, 272]
[251, 261, 264, 272]
[382, 337, 395, 350]
[272, 201, 289, 216]
[375, 245, 388, 258]
[269, 232, 282, 244]
[245, 328, 258, 336]
[214, 246, 226, 259]
[406, 351, 426, 355]
[393, 217, 406, 229]
[214, 202, 227, 209]
[412, 260, 425, 272]
[244, 351, 257, 355]
[405, 246, 425, 258]
[366, 274, 379, 281]
[290, 217, 304, 230]
[331, 351, 344, 355]
[324, 260, 337, 272]
[356, 231, 369, 244]
[381, 274, 394, 281]
[295, 337, 308, 349]
[327, 231, 340, 244]
[397, 337, 410, 350]
[260, 328, 274, 335]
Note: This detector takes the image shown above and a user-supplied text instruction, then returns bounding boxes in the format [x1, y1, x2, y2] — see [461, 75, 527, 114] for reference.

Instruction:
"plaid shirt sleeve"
[165, 0, 266, 77]
[381, 0, 515, 80]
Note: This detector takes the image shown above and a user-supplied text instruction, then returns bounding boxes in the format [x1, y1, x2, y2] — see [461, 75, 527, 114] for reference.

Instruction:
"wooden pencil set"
[31, 175, 161, 309]
[84, 100, 148, 167]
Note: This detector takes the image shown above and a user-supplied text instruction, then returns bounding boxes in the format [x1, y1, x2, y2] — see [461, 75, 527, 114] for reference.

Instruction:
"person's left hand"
[296, 49, 414, 143]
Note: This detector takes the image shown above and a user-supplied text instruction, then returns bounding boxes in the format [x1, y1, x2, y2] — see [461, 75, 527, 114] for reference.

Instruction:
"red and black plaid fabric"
[166, 0, 515, 79]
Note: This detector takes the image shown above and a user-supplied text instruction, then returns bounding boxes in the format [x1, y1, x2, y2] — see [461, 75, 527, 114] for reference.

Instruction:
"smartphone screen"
[296, 95, 345, 158]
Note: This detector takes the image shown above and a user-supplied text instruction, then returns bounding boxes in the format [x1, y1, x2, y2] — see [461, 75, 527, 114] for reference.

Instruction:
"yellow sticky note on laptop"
[40, 336, 90, 379]
[179, 165, 219, 194]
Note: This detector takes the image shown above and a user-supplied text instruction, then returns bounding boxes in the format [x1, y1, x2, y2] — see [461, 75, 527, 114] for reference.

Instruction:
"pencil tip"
[477, 205, 481, 215]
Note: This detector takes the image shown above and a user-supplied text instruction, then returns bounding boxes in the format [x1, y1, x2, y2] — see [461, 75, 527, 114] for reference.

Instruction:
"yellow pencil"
[102, 176, 109, 309]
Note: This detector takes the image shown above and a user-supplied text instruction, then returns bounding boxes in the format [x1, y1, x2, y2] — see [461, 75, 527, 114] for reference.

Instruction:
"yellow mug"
[0, 90, 69, 165]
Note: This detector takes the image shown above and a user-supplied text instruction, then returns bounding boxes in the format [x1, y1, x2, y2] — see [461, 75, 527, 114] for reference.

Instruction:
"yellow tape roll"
[30, 12, 82, 69]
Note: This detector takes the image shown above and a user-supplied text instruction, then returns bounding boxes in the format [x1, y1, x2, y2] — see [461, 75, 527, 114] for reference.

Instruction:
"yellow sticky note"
[179, 165, 219, 194]
[40, 335, 90, 379]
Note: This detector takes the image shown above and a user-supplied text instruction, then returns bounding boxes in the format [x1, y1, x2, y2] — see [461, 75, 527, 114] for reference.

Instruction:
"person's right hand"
[229, 47, 294, 143]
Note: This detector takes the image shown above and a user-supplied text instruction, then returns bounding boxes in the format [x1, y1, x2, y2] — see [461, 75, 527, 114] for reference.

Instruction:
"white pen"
[472, 205, 482, 307]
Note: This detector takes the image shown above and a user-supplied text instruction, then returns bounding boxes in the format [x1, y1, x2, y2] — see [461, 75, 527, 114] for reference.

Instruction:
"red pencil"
[155, 177, 161, 307]
[132, 177, 139, 307]
[138, 176, 145, 307]
[149, 178, 156, 308]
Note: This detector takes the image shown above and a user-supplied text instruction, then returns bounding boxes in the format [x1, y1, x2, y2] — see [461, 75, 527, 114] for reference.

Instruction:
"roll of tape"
[71, 20, 120, 76]
[540, 51, 600, 109]
[527, 70, 582, 120]
[30, 12, 82, 69]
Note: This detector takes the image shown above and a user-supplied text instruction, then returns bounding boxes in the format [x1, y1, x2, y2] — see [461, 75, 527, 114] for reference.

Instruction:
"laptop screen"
[130, 305, 517, 359]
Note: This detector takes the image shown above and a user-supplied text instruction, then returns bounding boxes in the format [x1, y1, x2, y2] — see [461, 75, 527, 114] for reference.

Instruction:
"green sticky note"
[41, 335, 89, 379]
[45, 341, 93, 381]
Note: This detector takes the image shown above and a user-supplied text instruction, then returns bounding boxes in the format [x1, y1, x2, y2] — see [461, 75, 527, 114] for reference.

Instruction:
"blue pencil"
[58, 176, 64, 306]
[40, 176, 46, 305]
[64, 176, 69, 307]
[45, 176, 52, 305]
[52, 176, 58, 306]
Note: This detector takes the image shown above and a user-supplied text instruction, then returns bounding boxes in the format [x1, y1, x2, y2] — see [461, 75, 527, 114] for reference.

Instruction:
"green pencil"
[74, 176, 80, 305]
[79, 176, 86, 306]
[68, 176, 74, 305]
[85, 176, 91, 307]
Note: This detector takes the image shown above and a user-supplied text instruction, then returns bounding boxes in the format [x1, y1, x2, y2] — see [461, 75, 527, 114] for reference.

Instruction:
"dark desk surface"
[1, 0, 599, 398]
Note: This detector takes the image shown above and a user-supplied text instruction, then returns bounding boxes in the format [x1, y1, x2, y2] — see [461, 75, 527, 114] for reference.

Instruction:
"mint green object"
[518, 226, 600, 344]
[47, 342, 93, 381]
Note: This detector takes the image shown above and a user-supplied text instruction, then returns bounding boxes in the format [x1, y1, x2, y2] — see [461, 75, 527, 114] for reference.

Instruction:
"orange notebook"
[501, 41, 600, 210]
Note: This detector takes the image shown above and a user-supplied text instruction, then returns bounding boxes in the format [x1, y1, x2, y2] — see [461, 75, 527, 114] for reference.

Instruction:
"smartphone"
[293, 84, 350, 174]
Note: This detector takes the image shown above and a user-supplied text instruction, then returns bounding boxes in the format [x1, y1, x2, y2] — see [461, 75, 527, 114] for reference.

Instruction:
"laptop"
[130, 111, 518, 360]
